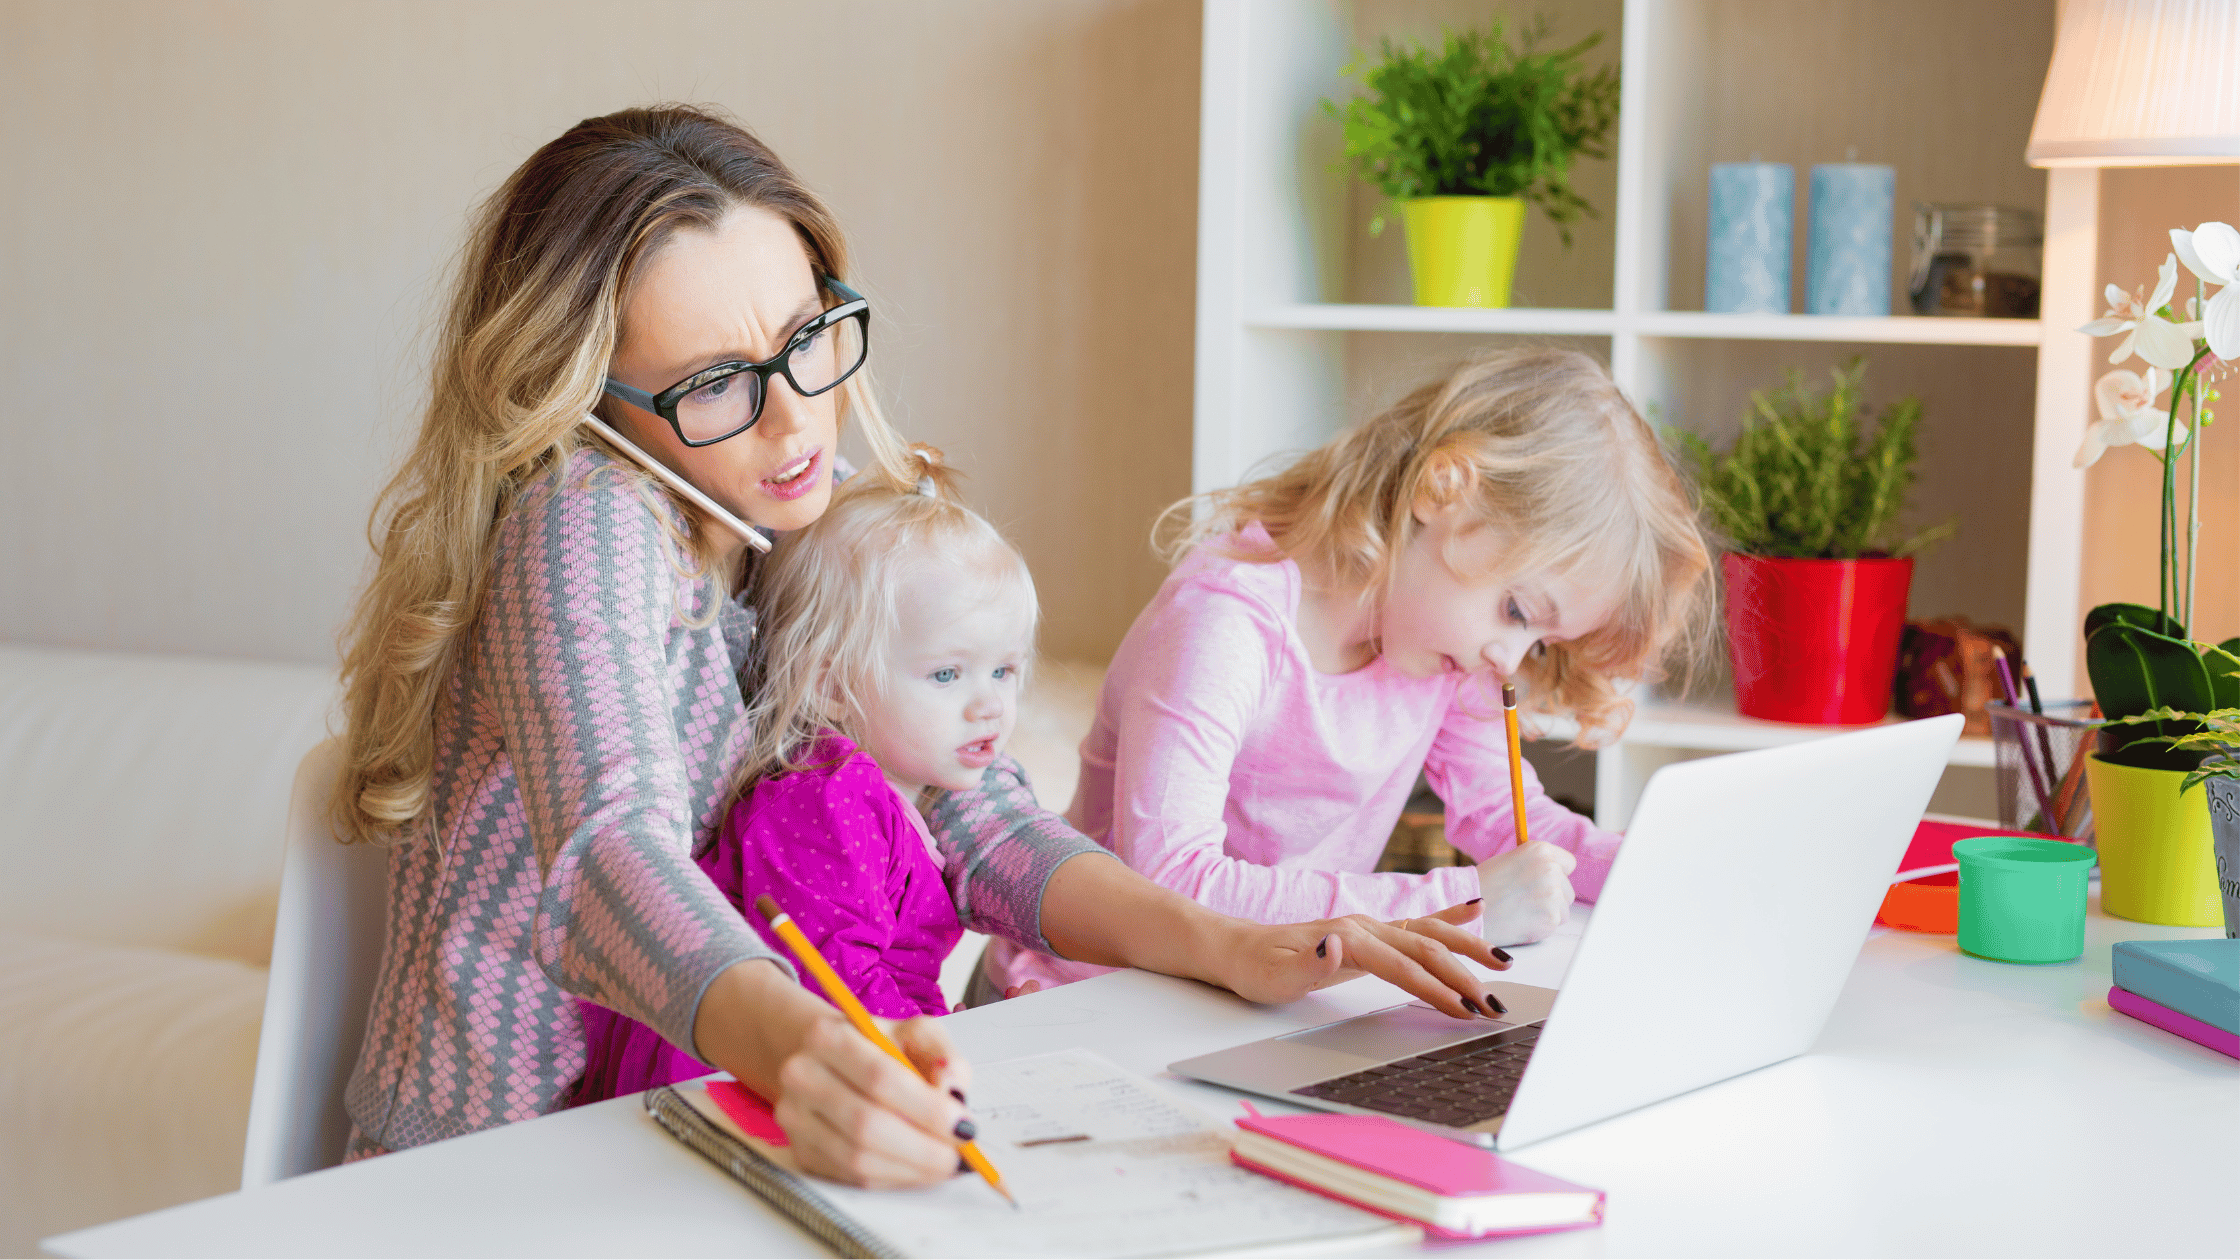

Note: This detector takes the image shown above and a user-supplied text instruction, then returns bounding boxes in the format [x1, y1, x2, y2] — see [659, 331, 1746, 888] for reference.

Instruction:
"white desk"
[49, 898, 2235, 1258]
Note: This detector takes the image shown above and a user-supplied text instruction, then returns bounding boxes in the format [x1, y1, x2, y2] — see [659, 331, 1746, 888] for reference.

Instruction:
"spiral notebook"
[645, 1048, 1416, 1259]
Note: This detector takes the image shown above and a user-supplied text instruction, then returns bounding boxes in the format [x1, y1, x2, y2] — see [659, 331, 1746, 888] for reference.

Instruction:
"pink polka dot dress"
[575, 732, 963, 1104]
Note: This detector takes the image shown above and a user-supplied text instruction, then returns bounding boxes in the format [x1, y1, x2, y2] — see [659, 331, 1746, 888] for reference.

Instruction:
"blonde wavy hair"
[1163, 347, 1710, 746]
[735, 446, 1037, 805]
[334, 104, 907, 845]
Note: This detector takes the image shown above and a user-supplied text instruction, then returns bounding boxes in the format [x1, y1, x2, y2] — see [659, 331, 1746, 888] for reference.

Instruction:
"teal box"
[2112, 939, 2239, 1034]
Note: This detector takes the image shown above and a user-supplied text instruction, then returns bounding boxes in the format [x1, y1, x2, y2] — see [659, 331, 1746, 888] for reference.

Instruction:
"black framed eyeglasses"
[601, 277, 871, 448]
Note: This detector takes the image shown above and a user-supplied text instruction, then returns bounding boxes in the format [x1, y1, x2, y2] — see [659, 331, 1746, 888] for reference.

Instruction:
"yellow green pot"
[2086, 755, 2224, 926]
[1401, 196, 1526, 308]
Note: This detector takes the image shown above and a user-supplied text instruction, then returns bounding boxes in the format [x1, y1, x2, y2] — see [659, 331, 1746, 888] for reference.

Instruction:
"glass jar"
[1909, 204, 2042, 318]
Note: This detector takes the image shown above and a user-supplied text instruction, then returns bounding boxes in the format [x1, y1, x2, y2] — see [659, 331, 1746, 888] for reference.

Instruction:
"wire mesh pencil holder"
[1988, 700, 2100, 845]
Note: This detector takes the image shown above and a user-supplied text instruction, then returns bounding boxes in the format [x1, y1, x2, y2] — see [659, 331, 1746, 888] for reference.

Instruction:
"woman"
[334, 104, 1498, 1188]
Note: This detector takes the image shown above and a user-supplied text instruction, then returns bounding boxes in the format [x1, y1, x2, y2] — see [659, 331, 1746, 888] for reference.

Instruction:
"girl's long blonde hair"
[334, 104, 907, 845]
[736, 446, 1037, 805]
[1164, 347, 1710, 745]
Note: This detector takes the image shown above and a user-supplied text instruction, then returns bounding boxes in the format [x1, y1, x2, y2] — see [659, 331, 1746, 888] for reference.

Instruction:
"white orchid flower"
[2171, 221, 2240, 360]
[2080, 254, 2202, 370]
[2077, 367, 2180, 468]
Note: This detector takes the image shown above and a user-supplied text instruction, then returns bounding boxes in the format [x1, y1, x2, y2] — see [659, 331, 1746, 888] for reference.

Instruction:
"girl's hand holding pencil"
[1476, 681, 1579, 947]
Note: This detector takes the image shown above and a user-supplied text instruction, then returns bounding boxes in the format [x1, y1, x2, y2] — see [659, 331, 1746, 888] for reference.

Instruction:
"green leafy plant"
[2091, 616, 2240, 772]
[1671, 359, 1954, 560]
[2106, 639, 2240, 787]
[1325, 18, 1619, 243]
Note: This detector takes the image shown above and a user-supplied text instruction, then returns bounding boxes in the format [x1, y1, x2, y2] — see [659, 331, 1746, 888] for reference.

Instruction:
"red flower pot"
[1723, 553, 1914, 725]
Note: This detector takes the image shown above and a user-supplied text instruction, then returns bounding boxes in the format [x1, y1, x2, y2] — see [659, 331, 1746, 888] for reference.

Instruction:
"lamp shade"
[2027, 0, 2240, 167]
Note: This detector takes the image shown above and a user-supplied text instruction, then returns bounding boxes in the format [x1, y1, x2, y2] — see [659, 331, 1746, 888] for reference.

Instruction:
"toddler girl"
[982, 348, 1711, 1000]
[575, 448, 1038, 1103]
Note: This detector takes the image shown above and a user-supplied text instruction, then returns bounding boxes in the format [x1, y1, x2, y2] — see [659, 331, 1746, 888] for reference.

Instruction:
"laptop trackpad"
[1277, 1002, 1508, 1061]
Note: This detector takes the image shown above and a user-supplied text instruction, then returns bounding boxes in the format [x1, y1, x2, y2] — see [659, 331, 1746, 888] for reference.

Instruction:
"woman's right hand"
[1475, 841, 1577, 946]
[695, 959, 970, 1189]
[773, 1011, 975, 1188]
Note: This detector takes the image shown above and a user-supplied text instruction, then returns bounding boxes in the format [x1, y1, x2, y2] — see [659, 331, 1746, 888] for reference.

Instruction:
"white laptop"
[1170, 714, 1963, 1150]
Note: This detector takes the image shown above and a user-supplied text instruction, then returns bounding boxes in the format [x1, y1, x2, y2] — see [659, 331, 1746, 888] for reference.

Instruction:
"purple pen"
[1993, 647, 2056, 831]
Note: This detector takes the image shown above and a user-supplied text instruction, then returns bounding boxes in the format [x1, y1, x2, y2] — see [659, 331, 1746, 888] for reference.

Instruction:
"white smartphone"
[580, 415, 771, 553]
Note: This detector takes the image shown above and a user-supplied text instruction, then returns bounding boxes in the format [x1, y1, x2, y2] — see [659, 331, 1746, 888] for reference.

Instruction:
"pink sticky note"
[706, 1079, 790, 1147]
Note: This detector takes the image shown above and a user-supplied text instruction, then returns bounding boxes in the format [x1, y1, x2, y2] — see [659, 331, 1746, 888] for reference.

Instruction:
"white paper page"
[784, 1049, 1411, 1259]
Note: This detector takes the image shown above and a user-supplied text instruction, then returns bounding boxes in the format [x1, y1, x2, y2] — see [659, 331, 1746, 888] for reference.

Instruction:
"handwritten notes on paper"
[689, 1049, 1407, 1258]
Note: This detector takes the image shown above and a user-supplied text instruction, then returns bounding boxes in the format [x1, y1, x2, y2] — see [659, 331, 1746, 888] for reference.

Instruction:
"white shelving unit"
[1193, 0, 2100, 825]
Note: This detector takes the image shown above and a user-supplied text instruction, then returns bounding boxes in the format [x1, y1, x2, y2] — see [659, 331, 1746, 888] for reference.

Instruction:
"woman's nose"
[755, 372, 812, 438]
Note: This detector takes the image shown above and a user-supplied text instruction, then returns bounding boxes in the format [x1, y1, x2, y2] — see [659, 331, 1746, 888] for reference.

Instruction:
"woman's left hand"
[1214, 900, 1512, 1020]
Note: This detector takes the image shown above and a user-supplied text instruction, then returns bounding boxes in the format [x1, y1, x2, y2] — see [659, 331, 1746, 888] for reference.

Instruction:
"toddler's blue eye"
[931, 667, 959, 684]
[993, 665, 1013, 680]
[1505, 597, 1528, 626]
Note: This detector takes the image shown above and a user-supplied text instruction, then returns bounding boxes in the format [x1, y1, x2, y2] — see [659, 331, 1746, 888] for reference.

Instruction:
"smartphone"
[580, 415, 771, 553]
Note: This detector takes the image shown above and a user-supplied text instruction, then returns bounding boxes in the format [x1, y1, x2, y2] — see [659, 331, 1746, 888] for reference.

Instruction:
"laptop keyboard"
[1291, 1025, 1540, 1127]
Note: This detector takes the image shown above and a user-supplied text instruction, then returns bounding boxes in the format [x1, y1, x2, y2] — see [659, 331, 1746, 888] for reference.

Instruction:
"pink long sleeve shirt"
[987, 523, 1622, 994]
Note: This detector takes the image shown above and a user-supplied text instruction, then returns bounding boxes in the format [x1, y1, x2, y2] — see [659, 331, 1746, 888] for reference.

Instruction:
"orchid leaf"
[2085, 604, 2214, 770]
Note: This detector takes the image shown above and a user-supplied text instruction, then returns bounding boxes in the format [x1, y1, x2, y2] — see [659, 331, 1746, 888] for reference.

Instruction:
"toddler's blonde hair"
[735, 445, 1039, 805]
[1164, 347, 1710, 745]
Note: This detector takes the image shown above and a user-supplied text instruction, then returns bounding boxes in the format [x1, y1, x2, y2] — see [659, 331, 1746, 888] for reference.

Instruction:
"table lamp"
[2026, 0, 2240, 168]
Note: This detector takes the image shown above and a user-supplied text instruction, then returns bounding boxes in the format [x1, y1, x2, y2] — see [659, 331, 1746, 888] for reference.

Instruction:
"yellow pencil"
[751, 894, 1018, 1209]
[1501, 683, 1531, 850]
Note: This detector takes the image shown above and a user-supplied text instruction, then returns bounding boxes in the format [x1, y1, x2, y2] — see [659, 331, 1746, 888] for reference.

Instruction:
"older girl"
[333, 105, 1497, 1187]
[985, 349, 1711, 1000]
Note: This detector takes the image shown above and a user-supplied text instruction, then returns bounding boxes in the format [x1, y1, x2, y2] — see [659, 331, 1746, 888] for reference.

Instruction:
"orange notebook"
[1231, 1109, 1604, 1241]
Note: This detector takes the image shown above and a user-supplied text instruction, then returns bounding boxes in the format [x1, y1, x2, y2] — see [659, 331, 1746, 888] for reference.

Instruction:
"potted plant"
[2108, 693, 2240, 936]
[2074, 220, 2238, 927]
[1326, 19, 1618, 309]
[1676, 360, 1952, 725]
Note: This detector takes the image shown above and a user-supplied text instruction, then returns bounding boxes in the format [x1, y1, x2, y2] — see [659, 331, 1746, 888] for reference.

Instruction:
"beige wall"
[0, 0, 1200, 667]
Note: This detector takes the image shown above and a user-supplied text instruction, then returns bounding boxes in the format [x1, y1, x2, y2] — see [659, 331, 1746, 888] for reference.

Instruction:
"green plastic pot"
[1954, 835, 2096, 964]
[1401, 196, 1525, 308]
[2087, 755, 2223, 926]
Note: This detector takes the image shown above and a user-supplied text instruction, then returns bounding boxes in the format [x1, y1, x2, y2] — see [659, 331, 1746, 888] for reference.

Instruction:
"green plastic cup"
[1954, 835, 2097, 963]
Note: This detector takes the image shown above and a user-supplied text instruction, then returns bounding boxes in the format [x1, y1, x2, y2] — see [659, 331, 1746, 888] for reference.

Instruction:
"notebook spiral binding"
[644, 1086, 903, 1259]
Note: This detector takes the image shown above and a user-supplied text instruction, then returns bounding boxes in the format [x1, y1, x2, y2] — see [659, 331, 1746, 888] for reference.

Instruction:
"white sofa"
[0, 643, 334, 1254]
[0, 641, 1099, 1254]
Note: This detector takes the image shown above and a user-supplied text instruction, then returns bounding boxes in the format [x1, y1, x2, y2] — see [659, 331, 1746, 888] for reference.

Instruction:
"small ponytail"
[901, 443, 956, 500]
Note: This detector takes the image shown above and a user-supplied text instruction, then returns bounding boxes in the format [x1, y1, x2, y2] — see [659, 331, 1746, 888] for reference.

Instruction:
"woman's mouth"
[760, 448, 824, 501]
[956, 736, 999, 769]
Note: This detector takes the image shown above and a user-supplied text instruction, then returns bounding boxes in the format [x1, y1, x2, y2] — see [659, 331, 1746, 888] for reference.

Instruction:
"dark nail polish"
[1461, 996, 1485, 1016]
[1315, 936, 1329, 959]
[1466, 898, 1482, 905]
[949, 1088, 968, 1104]
[1490, 946, 1513, 964]
[953, 1118, 978, 1142]
[1484, 992, 1507, 1015]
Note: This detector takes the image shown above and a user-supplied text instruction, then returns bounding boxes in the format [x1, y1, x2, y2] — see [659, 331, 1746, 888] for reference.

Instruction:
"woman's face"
[1379, 499, 1623, 682]
[607, 204, 840, 535]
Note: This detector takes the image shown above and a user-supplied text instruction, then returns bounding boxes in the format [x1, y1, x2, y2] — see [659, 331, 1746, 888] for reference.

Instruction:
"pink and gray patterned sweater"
[342, 448, 1100, 1153]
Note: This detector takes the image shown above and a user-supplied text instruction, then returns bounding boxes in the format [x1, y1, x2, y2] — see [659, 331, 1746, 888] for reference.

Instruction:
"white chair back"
[239, 738, 389, 1187]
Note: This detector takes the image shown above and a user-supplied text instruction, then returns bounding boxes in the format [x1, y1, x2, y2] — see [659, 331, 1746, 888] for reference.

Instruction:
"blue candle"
[1806, 163, 1895, 316]
[1706, 163, 1793, 314]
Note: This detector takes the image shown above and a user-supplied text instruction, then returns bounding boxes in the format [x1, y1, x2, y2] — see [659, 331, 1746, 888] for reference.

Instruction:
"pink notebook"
[1231, 1110, 1603, 1241]
[2109, 986, 2240, 1060]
